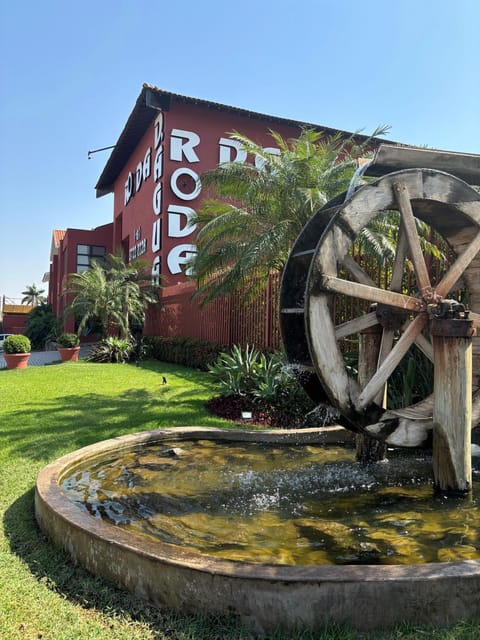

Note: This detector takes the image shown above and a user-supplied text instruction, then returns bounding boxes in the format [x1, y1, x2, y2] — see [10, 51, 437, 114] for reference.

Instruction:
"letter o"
[170, 168, 201, 201]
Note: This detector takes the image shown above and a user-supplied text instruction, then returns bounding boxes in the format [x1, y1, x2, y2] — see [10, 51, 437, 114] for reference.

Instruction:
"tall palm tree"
[21, 284, 46, 306]
[188, 127, 388, 305]
[64, 255, 161, 339]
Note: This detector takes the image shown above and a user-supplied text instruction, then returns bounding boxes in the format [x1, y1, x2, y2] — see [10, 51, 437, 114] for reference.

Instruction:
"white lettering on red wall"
[125, 148, 152, 206]
[120, 112, 279, 283]
[218, 137, 247, 164]
[170, 129, 200, 163]
[167, 244, 196, 275]
[129, 226, 147, 261]
[167, 205, 196, 238]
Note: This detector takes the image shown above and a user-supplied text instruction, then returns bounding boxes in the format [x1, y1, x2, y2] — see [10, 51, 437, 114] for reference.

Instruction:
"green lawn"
[0, 360, 478, 640]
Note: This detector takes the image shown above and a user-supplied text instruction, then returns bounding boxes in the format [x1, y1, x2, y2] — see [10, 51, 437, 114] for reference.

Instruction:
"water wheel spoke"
[335, 311, 379, 340]
[436, 229, 480, 298]
[390, 220, 408, 292]
[321, 275, 424, 312]
[341, 254, 377, 287]
[398, 317, 434, 362]
[357, 314, 427, 409]
[415, 331, 434, 363]
[394, 182, 432, 299]
[374, 328, 395, 406]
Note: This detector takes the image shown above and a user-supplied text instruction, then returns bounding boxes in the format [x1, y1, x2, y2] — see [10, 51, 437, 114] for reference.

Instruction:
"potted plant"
[3, 334, 31, 369]
[57, 333, 81, 362]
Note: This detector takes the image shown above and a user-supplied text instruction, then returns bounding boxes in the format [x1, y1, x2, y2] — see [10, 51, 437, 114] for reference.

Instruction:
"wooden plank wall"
[145, 273, 282, 351]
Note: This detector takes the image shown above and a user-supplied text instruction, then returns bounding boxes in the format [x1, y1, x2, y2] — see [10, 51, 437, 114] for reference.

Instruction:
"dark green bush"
[4, 334, 31, 354]
[24, 303, 59, 350]
[57, 332, 80, 348]
[142, 336, 228, 370]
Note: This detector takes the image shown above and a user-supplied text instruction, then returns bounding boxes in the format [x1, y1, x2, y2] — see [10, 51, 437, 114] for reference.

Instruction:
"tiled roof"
[50, 229, 66, 260]
[3, 304, 33, 314]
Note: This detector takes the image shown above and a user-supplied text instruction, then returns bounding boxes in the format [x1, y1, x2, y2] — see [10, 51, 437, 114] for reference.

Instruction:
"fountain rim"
[35, 425, 480, 582]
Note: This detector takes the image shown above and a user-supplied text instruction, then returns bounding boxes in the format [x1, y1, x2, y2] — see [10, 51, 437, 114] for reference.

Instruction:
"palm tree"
[21, 284, 46, 306]
[103, 254, 161, 339]
[64, 255, 161, 339]
[189, 126, 388, 305]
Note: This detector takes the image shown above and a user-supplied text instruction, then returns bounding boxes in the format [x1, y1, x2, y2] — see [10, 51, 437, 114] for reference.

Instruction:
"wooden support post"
[431, 318, 475, 494]
[356, 324, 387, 464]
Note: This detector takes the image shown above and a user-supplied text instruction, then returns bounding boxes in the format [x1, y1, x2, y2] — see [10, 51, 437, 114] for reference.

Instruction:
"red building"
[48, 84, 377, 346]
[1, 301, 33, 334]
[48, 224, 113, 334]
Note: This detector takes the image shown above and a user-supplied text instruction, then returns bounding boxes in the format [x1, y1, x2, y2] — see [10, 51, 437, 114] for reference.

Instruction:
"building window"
[76, 245, 106, 273]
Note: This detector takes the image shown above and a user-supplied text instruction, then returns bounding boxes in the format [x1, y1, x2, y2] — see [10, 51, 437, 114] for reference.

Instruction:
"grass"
[1, 360, 479, 639]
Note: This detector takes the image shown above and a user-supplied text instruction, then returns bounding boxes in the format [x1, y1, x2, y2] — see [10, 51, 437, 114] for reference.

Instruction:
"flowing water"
[61, 439, 480, 565]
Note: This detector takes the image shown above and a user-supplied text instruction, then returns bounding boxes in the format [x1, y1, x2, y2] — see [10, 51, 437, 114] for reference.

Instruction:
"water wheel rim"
[305, 168, 480, 447]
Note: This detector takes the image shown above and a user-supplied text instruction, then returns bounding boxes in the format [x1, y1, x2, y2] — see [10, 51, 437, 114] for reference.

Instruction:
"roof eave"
[95, 83, 389, 197]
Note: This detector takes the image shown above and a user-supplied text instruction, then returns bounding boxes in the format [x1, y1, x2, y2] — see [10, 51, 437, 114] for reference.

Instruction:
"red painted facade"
[48, 85, 379, 346]
[48, 224, 113, 334]
[2, 305, 32, 334]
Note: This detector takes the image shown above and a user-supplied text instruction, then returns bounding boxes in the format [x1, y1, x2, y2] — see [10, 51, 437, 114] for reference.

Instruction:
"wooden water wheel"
[280, 147, 480, 449]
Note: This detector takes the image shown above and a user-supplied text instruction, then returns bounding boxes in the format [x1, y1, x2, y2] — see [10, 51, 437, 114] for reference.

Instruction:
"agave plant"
[86, 337, 133, 363]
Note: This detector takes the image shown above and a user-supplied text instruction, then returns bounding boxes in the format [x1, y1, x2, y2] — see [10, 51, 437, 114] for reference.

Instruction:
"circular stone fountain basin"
[35, 427, 480, 633]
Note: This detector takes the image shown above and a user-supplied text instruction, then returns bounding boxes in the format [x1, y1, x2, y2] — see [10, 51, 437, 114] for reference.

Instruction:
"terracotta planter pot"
[4, 353, 30, 369]
[58, 347, 81, 362]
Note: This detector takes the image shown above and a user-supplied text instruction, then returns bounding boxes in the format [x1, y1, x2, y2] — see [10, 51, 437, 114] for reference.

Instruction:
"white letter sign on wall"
[152, 218, 161, 252]
[167, 205, 197, 237]
[143, 147, 152, 180]
[154, 113, 164, 149]
[151, 256, 161, 285]
[167, 244, 196, 275]
[255, 147, 281, 169]
[170, 129, 200, 163]
[153, 182, 163, 215]
[218, 137, 247, 164]
[135, 161, 143, 192]
[154, 147, 163, 181]
[170, 168, 201, 201]
[124, 172, 134, 205]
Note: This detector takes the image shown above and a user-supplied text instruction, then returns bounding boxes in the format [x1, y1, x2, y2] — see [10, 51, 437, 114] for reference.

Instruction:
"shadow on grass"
[1, 364, 226, 463]
[2, 489, 255, 640]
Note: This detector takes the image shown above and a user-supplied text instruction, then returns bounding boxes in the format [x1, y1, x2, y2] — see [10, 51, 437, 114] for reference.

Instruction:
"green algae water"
[61, 439, 480, 565]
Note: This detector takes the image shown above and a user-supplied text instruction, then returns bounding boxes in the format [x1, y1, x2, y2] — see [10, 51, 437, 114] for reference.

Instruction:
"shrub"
[25, 303, 59, 350]
[208, 344, 273, 397]
[86, 337, 133, 363]
[4, 334, 31, 354]
[57, 332, 80, 348]
[142, 336, 228, 370]
[207, 345, 316, 428]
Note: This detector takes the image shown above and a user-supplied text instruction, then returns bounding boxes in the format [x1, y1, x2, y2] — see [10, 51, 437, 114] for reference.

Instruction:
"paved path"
[0, 345, 93, 369]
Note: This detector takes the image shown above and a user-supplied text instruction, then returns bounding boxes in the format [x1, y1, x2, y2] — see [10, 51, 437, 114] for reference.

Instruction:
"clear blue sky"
[1, 0, 479, 302]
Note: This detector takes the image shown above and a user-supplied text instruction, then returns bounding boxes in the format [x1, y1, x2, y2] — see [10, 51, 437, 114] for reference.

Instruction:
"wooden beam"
[320, 275, 425, 312]
[335, 311, 379, 340]
[357, 314, 427, 409]
[365, 144, 480, 186]
[432, 328, 473, 493]
[436, 229, 480, 297]
[394, 181, 433, 300]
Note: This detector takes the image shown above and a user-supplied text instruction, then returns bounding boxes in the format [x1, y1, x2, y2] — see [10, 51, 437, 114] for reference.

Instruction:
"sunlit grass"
[0, 360, 478, 639]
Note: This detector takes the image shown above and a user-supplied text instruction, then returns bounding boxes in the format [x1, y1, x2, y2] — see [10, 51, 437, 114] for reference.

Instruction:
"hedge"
[142, 336, 229, 371]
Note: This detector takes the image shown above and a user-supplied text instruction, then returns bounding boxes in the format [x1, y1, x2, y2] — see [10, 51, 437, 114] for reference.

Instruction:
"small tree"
[25, 303, 58, 350]
[64, 255, 161, 339]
